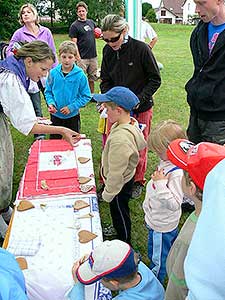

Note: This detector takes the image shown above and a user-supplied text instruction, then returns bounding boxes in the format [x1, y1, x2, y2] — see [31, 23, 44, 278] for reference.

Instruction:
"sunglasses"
[103, 31, 123, 43]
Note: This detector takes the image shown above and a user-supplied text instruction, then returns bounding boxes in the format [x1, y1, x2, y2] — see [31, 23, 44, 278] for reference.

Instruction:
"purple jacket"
[0, 56, 29, 90]
[6, 25, 58, 67]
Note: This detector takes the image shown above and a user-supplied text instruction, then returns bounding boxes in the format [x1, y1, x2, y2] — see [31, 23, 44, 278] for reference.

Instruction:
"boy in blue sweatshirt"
[45, 41, 91, 138]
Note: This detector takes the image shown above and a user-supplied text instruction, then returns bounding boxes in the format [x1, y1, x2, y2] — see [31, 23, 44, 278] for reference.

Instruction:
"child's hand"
[72, 254, 89, 283]
[151, 169, 168, 181]
[48, 105, 57, 114]
[96, 103, 105, 113]
[60, 106, 70, 115]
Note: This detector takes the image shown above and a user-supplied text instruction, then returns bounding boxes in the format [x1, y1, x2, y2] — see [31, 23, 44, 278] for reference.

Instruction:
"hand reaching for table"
[72, 254, 89, 283]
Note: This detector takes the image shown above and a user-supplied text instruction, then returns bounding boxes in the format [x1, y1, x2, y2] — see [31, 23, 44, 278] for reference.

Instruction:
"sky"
[142, 0, 161, 8]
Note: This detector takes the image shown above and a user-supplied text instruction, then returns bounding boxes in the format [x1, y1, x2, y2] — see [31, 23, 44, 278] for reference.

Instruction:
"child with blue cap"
[93, 87, 146, 244]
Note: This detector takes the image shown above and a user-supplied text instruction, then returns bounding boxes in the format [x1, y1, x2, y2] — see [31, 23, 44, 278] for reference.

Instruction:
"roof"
[159, 0, 184, 17]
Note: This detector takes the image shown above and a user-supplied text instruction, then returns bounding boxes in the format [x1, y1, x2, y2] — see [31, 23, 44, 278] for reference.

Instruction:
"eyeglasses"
[103, 31, 122, 43]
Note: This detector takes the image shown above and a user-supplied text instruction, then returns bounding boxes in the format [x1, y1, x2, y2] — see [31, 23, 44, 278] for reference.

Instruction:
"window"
[161, 10, 166, 16]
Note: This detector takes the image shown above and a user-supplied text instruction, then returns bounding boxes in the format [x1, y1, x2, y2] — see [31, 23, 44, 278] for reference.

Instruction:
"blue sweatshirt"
[45, 64, 91, 119]
[67, 262, 164, 300]
[0, 248, 27, 300]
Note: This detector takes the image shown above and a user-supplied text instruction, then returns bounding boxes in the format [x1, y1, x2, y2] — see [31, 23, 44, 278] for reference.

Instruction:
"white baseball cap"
[76, 240, 137, 285]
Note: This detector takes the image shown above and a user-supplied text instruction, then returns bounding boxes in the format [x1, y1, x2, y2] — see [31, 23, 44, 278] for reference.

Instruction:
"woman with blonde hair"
[0, 41, 79, 240]
[100, 14, 161, 199]
[6, 3, 58, 139]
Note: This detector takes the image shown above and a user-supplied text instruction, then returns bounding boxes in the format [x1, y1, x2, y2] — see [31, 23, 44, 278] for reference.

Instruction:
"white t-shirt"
[0, 70, 36, 135]
[141, 20, 157, 42]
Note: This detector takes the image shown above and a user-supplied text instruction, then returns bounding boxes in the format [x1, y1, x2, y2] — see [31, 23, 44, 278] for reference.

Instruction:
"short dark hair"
[76, 1, 88, 11]
[102, 252, 140, 284]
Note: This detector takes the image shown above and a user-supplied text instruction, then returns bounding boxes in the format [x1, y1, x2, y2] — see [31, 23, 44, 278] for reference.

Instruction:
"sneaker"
[97, 185, 104, 202]
[102, 225, 117, 237]
[131, 182, 144, 199]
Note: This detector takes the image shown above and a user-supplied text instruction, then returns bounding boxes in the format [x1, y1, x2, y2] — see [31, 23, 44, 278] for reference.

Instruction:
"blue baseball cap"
[93, 86, 139, 111]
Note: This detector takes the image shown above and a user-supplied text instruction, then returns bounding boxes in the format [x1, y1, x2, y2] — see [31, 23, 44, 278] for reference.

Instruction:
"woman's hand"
[31, 124, 80, 146]
[60, 127, 80, 146]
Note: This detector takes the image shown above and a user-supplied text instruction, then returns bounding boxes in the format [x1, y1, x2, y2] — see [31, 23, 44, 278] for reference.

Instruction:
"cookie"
[74, 200, 90, 210]
[80, 185, 94, 193]
[16, 257, 28, 270]
[41, 179, 49, 190]
[78, 230, 97, 243]
[17, 200, 34, 212]
[78, 213, 94, 219]
[78, 157, 90, 164]
[78, 177, 91, 184]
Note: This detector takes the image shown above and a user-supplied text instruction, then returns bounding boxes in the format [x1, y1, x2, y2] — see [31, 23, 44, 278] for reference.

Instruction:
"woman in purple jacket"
[6, 3, 58, 139]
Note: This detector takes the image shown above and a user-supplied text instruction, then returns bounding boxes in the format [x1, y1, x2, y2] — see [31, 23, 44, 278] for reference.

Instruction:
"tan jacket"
[101, 118, 146, 202]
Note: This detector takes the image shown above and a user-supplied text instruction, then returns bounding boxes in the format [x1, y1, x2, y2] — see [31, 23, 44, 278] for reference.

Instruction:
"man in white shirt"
[141, 17, 163, 70]
[141, 18, 158, 49]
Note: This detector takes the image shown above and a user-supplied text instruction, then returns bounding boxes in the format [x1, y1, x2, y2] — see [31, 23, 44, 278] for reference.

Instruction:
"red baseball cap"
[167, 139, 225, 190]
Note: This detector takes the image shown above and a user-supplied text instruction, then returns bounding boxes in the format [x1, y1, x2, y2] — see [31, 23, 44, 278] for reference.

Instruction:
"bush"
[40, 22, 69, 34]
[146, 8, 157, 23]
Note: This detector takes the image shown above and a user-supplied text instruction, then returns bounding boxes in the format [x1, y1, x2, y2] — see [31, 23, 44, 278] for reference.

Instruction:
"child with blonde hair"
[143, 119, 186, 284]
[45, 41, 91, 138]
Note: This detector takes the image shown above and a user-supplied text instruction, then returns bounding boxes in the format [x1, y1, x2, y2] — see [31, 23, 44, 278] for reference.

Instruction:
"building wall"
[183, 0, 196, 24]
[156, 9, 176, 24]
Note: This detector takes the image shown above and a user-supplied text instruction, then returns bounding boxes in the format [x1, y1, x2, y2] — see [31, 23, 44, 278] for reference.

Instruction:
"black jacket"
[186, 21, 225, 121]
[100, 36, 161, 113]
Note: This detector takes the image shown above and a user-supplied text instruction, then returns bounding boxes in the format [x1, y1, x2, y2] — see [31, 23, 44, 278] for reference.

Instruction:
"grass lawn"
[11, 23, 194, 266]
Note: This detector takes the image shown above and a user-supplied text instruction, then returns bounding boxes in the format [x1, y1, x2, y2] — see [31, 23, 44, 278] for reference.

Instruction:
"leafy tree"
[142, 2, 152, 17]
[146, 8, 157, 23]
[53, 0, 124, 26]
[0, 0, 24, 40]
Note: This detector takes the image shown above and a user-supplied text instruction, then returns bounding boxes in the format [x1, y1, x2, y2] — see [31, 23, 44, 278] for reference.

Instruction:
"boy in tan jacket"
[93, 86, 146, 244]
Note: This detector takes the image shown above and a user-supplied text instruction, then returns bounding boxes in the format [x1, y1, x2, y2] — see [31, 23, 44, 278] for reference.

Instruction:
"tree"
[142, 2, 152, 17]
[54, 0, 124, 26]
[146, 8, 157, 23]
[0, 0, 24, 40]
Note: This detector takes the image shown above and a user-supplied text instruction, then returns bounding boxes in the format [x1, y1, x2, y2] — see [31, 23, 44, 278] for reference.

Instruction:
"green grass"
[11, 23, 194, 265]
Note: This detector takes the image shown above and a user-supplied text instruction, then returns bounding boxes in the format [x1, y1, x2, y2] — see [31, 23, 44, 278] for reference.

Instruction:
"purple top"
[6, 25, 58, 67]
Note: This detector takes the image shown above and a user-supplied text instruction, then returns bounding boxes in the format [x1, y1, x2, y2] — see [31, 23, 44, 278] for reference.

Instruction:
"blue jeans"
[147, 227, 178, 284]
[29, 92, 45, 140]
[29, 92, 42, 117]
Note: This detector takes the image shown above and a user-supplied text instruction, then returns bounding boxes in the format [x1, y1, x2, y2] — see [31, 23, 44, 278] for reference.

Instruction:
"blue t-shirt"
[208, 22, 225, 53]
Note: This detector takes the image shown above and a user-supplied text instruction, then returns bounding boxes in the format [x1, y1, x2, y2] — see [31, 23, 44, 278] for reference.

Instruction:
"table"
[4, 139, 105, 300]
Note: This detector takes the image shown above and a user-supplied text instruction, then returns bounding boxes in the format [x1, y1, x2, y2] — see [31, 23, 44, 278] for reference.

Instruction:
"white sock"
[2, 206, 13, 223]
[0, 215, 8, 238]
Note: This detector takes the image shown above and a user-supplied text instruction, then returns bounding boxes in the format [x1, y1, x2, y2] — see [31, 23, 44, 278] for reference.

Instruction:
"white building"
[182, 0, 196, 24]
